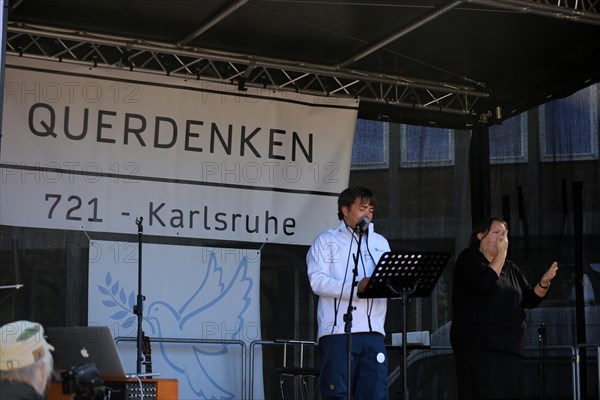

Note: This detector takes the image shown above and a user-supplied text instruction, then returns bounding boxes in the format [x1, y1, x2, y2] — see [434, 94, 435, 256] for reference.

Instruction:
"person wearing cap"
[0, 320, 54, 399]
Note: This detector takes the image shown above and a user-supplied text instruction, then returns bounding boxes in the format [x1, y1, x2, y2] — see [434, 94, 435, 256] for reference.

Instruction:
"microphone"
[355, 216, 370, 232]
[0, 284, 24, 290]
[0, 284, 24, 305]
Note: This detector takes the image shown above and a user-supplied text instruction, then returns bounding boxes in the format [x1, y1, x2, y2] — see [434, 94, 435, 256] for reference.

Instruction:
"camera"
[60, 363, 105, 399]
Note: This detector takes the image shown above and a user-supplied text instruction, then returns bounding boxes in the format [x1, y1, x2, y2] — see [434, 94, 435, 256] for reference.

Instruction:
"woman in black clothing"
[450, 217, 558, 399]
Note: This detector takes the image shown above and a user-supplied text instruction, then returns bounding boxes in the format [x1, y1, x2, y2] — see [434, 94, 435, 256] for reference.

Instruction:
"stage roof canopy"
[6, 0, 600, 128]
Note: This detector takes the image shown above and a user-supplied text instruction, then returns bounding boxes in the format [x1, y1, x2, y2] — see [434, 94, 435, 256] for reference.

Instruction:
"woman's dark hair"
[337, 186, 377, 220]
[469, 216, 508, 248]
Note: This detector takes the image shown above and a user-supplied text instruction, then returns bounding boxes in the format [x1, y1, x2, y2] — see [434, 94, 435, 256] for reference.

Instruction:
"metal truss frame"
[471, 0, 600, 24]
[5, 0, 599, 121]
[5, 22, 488, 119]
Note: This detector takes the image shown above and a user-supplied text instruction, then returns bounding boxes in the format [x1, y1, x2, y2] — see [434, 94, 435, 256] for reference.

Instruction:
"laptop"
[45, 326, 127, 379]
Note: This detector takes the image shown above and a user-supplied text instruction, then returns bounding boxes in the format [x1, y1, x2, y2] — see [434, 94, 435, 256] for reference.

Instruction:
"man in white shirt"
[307, 186, 391, 400]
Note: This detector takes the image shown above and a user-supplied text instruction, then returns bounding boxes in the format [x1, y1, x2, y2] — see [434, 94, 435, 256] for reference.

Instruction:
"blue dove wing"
[177, 252, 225, 317]
[178, 255, 253, 333]
[142, 254, 254, 399]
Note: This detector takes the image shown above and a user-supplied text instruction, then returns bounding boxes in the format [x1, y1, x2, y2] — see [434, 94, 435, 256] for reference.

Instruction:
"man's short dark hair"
[337, 186, 377, 220]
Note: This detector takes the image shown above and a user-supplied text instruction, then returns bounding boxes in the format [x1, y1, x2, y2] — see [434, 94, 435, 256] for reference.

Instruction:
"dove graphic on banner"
[94, 248, 256, 400]
[144, 254, 252, 398]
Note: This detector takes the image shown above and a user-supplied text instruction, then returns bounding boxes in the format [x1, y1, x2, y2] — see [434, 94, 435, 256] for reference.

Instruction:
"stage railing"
[574, 344, 600, 400]
[115, 336, 247, 400]
[389, 344, 598, 400]
[113, 337, 598, 400]
[249, 339, 318, 400]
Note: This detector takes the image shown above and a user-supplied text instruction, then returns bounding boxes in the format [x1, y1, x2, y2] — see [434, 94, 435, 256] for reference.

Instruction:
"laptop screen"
[45, 326, 127, 379]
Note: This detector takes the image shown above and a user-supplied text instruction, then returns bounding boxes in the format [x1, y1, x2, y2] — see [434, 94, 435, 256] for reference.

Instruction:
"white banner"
[0, 56, 357, 244]
[88, 241, 263, 400]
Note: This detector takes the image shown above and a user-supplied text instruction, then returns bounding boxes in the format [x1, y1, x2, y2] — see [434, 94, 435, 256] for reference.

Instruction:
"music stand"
[358, 251, 450, 400]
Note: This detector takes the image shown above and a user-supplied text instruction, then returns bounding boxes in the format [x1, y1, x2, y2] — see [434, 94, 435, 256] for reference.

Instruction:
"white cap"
[0, 320, 54, 371]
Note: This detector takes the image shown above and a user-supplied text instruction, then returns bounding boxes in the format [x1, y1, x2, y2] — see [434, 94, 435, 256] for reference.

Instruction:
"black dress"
[450, 247, 545, 399]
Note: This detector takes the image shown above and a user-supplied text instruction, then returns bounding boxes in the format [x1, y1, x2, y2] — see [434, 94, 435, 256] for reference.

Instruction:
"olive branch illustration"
[97, 272, 137, 329]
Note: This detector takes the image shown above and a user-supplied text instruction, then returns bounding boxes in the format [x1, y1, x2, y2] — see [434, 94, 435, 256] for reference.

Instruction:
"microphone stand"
[0, 284, 24, 305]
[0, 284, 24, 289]
[134, 217, 145, 375]
[343, 225, 364, 400]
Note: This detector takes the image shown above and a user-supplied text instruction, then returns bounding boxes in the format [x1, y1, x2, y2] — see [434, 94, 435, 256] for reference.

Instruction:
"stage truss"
[5, 22, 488, 120]
[4, 0, 600, 123]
